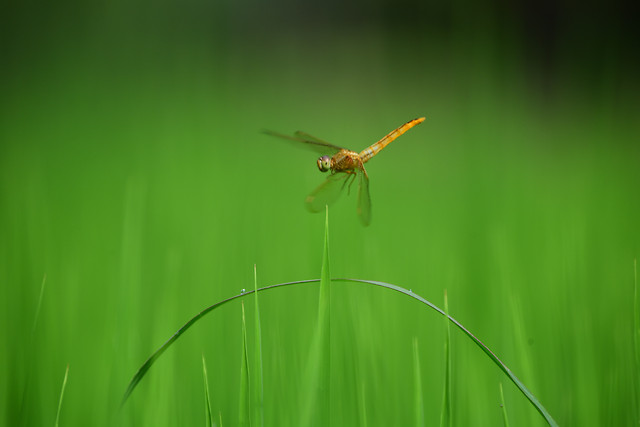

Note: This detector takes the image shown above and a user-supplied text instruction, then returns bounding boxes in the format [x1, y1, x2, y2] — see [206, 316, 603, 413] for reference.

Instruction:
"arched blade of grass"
[121, 277, 557, 426]
[336, 279, 558, 427]
[202, 354, 213, 427]
[120, 279, 318, 406]
[55, 364, 69, 427]
[440, 290, 451, 427]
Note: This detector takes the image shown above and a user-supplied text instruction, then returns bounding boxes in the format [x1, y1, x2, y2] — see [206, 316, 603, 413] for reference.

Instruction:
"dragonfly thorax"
[317, 155, 331, 172]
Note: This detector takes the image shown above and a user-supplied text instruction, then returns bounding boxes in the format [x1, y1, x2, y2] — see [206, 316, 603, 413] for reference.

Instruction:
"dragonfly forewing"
[305, 173, 350, 213]
[263, 130, 344, 156]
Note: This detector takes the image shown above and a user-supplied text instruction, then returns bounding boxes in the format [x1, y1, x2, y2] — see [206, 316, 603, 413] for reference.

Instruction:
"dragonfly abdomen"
[359, 117, 426, 163]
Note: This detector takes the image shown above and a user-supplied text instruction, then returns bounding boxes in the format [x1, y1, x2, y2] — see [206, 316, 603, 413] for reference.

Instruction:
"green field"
[1, 3, 639, 426]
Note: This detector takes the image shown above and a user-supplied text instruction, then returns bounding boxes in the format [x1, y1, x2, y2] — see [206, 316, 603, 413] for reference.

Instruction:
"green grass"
[1, 15, 638, 426]
[239, 302, 250, 426]
[252, 266, 264, 427]
[413, 338, 425, 427]
[440, 291, 451, 427]
[54, 364, 69, 427]
[499, 382, 509, 427]
[120, 210, 558, 425]
[202, 354, 213, 427]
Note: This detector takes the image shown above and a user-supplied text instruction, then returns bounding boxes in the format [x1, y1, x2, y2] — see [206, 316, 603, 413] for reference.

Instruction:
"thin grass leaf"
[121, 279, 318, 406]
[508, 291, 536, 401]
[335, 279, 558, 427]
[32, 274, 47, 336]
[202, 354, 213, 427]
[499, 382, 510, 427]
[319, 205, 331, 329]
[634, 259, 639, 424]
[239, 301, 251, 427]
[299, 205, 332, 426]
[440, 290, 451, 427]
[358, 382, 368, 427]
[253, 265, 264, 427]
[413, 337, 425, 427]
[20, 274, 48, 423]
[121, 275, 557, 426]
[54, 364, 69, 427]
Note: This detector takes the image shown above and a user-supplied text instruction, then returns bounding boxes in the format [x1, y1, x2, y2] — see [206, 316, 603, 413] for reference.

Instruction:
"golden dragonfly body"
[265, 117, 425, 225]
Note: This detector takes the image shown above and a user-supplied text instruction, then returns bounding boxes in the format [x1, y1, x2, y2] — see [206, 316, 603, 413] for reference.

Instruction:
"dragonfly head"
[317, 155, 331, 172]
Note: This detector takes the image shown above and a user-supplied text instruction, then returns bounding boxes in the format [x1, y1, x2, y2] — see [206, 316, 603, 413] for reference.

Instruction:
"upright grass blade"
[121, 278, 319, 406]
[358, 382, 368, 427]
[54, 364, 69, 427]
[499, 382, 510, 427]
[634, 259, 639, 424]
[202, 354, 213, 427]
[239, 302, 251, 427]
[440, 290, 451, 427]
[121, 276, 557, 426]
[31, 274, 47, 336]
[300, 206, 332, 426]
[20, 274, 48, 425]
[337, 279, 558, 427]
[413, 338, 425, 427]
[253, 265, 264, 427]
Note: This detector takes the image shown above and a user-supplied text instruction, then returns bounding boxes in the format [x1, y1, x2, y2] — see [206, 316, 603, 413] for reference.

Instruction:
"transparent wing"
[294, 131, 337, 147]
[262, 129, 345, 156]
[356, 170, 372, 226]
[305, 173, 350, 213]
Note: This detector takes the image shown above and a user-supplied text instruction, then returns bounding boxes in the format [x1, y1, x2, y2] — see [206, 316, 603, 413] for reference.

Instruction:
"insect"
[264, 117, 425, 226]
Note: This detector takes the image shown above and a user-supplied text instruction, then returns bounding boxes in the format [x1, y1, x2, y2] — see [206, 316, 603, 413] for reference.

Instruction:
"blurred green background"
[1, 0, 639, 425]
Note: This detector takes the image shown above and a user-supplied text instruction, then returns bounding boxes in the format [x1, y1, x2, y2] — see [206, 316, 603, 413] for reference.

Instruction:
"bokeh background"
[1, 0, 639, 425]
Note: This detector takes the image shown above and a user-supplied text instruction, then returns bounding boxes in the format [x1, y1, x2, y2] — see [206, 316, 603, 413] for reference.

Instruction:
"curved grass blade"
[121, 279, 318, 406]
[122, 276, 558, 426]
[335, 279, 558, 427]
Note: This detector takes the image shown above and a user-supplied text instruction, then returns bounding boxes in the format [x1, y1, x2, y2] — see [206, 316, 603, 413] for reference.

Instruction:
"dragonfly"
[264, 117, 425, 226]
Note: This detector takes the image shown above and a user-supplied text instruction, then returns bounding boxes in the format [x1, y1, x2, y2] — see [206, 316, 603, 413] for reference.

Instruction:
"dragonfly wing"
[293, 131, 343, 148]
[263, 130, 344, 156]
[305, 173, 350, 213]
[356, 170, 372, 226]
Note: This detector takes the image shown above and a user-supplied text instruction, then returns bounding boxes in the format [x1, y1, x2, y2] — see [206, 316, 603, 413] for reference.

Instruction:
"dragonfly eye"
[317, 155, 331, 172]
